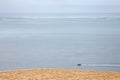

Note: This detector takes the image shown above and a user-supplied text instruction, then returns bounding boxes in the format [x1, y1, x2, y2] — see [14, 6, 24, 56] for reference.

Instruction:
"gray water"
[0, 15, 120, 71]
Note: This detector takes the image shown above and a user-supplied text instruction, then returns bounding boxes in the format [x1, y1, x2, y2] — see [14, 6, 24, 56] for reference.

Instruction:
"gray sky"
[0, 0, 120, 13]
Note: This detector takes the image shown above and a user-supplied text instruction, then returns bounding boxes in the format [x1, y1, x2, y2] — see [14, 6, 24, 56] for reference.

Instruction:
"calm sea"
[0, 13, 120, 71]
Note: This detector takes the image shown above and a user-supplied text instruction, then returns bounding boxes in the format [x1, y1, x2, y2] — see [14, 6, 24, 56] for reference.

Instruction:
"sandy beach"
[0, 68, 120, 80]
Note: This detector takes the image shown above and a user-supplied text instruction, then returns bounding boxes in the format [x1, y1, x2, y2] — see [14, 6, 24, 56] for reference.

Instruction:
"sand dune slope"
[0, 68, 120, 80]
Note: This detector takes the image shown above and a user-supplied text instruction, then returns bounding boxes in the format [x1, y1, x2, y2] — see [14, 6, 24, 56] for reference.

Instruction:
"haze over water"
[0, 13, 120, 71]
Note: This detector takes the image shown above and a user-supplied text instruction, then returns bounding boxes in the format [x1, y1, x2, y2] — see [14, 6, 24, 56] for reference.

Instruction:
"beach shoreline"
[0, 68, 120, 80]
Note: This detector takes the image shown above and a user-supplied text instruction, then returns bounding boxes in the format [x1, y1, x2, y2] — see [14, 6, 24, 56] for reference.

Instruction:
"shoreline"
[0, 68, 119, 72]
[0, 68, 120, 80]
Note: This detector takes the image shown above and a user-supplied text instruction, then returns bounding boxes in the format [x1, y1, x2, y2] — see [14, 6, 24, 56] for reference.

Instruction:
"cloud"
[0, 0, 120, 13]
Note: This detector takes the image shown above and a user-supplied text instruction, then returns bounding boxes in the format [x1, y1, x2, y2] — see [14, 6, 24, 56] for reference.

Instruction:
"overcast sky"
[0, 0, 120, 13]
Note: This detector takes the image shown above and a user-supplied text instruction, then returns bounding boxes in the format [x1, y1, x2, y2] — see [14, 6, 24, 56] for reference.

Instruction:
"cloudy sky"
[0, 0, 120, 13]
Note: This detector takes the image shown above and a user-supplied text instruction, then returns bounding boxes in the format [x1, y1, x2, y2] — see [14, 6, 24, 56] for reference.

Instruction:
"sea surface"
[0, 13, 120, 71]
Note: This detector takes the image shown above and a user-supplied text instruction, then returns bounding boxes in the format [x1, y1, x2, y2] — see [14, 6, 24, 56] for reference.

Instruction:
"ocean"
[0, 13, 120, 71]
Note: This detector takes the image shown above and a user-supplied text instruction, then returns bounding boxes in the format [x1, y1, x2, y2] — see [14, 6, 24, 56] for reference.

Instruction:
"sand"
[0, 68, 120, 80]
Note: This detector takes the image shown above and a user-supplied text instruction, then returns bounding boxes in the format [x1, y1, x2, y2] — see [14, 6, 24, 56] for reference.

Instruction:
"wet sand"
[0, 68, 120, 80]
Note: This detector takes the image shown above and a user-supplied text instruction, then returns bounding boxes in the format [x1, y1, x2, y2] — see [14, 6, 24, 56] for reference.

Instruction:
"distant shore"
[0, 68, 120, 80]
